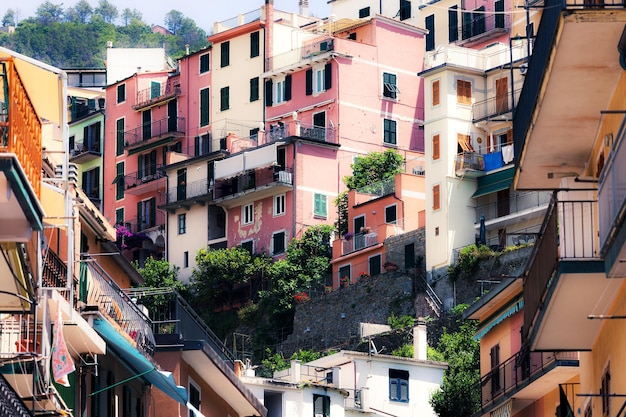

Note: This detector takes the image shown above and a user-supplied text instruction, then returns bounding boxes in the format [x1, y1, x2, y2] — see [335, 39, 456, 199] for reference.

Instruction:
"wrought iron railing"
[475, 191, 552, 223]
[472, 89, 522, 122]
[123, 116, 185, 148]
[164, 178, 213, 205]
[124, 166, 166, 190]
[84, 261, 155, 357]
[134, 79, 181, 109]
[339, 221, 406, 256]
[599, 120, 626, 252]
[266, 121, 338, 144]
[214, 167, 293, 200]
[459, 12, 510, 43]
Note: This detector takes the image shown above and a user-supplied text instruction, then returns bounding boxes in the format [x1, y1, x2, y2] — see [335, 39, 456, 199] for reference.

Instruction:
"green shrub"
[392, 344, 414, 358]
[387, 312, 415, 330]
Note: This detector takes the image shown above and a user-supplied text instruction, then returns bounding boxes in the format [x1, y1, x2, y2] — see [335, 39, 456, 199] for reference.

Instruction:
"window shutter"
[433, 80, 440, 106]
[137, 201, 143, 229]
[194, 136, 200, 156]
[433, 185, 440, 210]
[462, 11, 472, 39]
[324, 62, 332, 90]
[82, 171, 88, 193]
[425, 15, 435, 51]
[306, 69, 313, 96]
[149, 198, 156, 227]
[449, 6, 459, 42]
[284, 74, 292, 101]
[94, 122, 101, 149]
[265, 79, 273, 106]
[150, 150, 157, 175]
[433, 134, 440, 159]
[137, 154, 144, 179]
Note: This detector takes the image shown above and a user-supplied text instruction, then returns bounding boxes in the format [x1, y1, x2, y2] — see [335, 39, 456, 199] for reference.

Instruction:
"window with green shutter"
[200, 88, 210, 126]
[313, 394, 330, 417]
[250, 31, 260, 58]
[314, 193, 327, 218]
[221, 41, 230, 67]
[116, 118, 125, 155]
[250, 77, 259, 102]
[115, 162, 124, 200]
[200, 53, 210, 73]
[220, 86, 230, 111]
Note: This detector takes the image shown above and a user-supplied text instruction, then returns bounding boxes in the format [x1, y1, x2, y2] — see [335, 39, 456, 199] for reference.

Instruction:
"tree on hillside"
[335, 149, 405, 236]
[429, 304, 480, 417]
[2, 9, 16, 26]
[94, 0, 118, 24]
[35, 1, 64, 25]
[164, 10, 184, 34]
[65, 0, 93, 24]
[121, 8, 143, 26]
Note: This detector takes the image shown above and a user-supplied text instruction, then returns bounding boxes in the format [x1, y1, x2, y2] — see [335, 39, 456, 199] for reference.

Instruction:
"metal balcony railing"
[455, 151, 485, 172]
[214, 166, 293, 200]
[339, 221, 406, 256]
[355, 177, 396, 198]
[475, 191, 552, 223]
[127, 289, 236, 367]
[84, 261, 155, 357]
[134, 79, 181, 110]
[265, 38, 334, 71]
[459, 12, 511, 43]
[599, 123, 626, 252]
[124, 166, 165, 190]
[472, 89, 522, 122]
[163, 178, 213, 205]
[266, 121, 338, 145]
[477, 350, 578, 412]
[123, 116, 185, 148]
[42, 249, 68, 290]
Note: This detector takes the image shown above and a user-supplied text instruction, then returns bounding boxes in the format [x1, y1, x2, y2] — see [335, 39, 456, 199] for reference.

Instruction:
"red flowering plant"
[115, 223, 150, 250]
[359, 271, 370, 279]
[340, 276, 351, 287]
[293, 291, 310, 303]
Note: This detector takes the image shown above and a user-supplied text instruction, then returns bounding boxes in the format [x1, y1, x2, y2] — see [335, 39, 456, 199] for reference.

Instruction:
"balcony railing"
[522, 195, 599, 340]
[424, 42, 529, 72]
[475, 191, 552, 223]
[214, 166, 293, 200]
[338, 221, 406, 256]
[355, 177, 396, 199]
[599, 124, 626, 252]
[472, 89, 522, 122]
[266, 121, 338, 145]
[455, 151, 485, 173]
[162, 178, 213, 206]
[124, 167, 165, 190]
[133, 79, 181, 110]
[265, 38, 334, 71]
[458, 12, 511, 44]
[84, 261, 155, 356]
[42, 249, 68, 290]
[128, 289, 236, 367]
[477, 350, 578, 412]
[123, 116, 185, 149]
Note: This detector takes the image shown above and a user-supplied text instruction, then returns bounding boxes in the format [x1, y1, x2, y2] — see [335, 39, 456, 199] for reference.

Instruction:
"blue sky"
[8, 0, 331, 33]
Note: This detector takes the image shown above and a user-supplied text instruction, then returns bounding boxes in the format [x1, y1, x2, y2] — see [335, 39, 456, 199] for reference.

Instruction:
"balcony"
[472, 89, 521, 123]
[265, 38, 334, 73]
[423, 42, 529, 73]
[83, 261, 155, 357]
[477, 350, 579, 415]
[334, 220, 406, 257]
[266, 121, 338, 145]
[457, 12, 511, 46]
[132, 78, 181, 111]
[213, 166, 293, 209]
[69, 141, 101, 164]
[123, 167, 166, 195]
[599, 125, 626, 277]
[513, 0, 626, 190]
[522, 194, 620, 351]
[159, 178, 214, 213]
[123, 116, 185, 155]
[455, 143, 515, 177]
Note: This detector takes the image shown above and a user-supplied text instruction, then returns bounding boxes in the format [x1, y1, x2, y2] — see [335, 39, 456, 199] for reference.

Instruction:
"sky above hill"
[7, 0, 331, 33]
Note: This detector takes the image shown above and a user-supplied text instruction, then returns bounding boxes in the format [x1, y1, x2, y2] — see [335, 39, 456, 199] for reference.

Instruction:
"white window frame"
[314, 65, 326, 93]
[385, 204, 397, 224]
[178, 213, 186, 234]
[242, 203, 254, 225]
[382, 72, 399, 100]
[313, 193, 327, 218]
[271, 230, 287, 255]
[188, 377, 201, 416]
[274, 194, 286, 216]
[275, 78, 286, 104]
[383, 118, 397, 145]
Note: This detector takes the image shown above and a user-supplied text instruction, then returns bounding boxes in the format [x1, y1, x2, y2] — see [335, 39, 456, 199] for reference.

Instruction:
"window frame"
[183, 251, 189, 268]
[250, 77, 260, 102]
[313, 193, 327, 218]
[115, 162, 125, 200]
[116, 83, 126, 104]
[314, 66, 326, 93]
[178, 213, 186, 234]
[425, 14, 435, 51]
[271, 230, 286, 255]
[433, 134, 440, 160]
[359, 7, 370, 18]
[313, 394, 330, 417]
[199, 52, 210, 74]
[250, 31, 260, 58]
[433, 184, 441, 210]
[456, 79, 472, 105]
[116, 118, 125, 156]
[383, 72, 399, 100]
[338, 264, 351, 286]
[188, 377, 201, 417]
[220, 86, 230, 111]
[220, 41, 230, 67]
[242, 203, 254, 225]
[200, 87, 210, 126]
[383, 119, 397, 145]
[432, 80, 440, 107]
[275, 78, 286, 104]
[389, 369, 409, 403]
[385, 204, 397, 224]
[274, 194, 286, 216]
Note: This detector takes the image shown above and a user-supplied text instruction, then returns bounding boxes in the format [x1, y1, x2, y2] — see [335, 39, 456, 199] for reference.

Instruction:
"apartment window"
[115, 162, 124, 200]
[82, 167, 100, 200]
[115, 208, 124, 225]
[250, 31, 260, 58]
[272, 231, 286, 255]
[314, 193, 327, 218]
[220, 86, 230, 111]
[200, 87, 210, 126]
[116, 118, 125, 156]
[462, 7, 486, 39]
[433, 134, 440, 160]
[178, 213, 186, 234]
[601, 364, 611, 417]
[389, 369, 409, 402]
[369, 254, 382, 276]
[188, 379, 201, 417]
[457, 79, 472, 105]
[274, 194, 286, 216]
[242, 203, 254, 225]
[137, 197, 156, 230]
[490, 344, 501, 394]
[241, 240, 254, 254]
[194, 133, 210, 156]
[306, 63, 332, 96]
[400, 0, 411, 20]
[116, 83, 126, 103]
[137, 150, 157, 179]
[220, 41, 230, 67]
[495, 0, 505, 28]
[383, 119, 397, 145]
[183, 251, 189, 268]
[449, 6, 459, 42]
[338, 265, 351, 286]
[274, 75, 292, 104]
[457, 133, 473, 152]
[385, 204, 397, 224]
[359, 7, 370, 18]
[315, 67, 326, 93]
[313, 394, 330, 417]
[432, 80, 440, 106]
[199, 52, 210, 73]
[425, 14, 435, 51]
[250, 77, 260, 102]
[433, 184, 440, 210]
[383, 72, 399, 99]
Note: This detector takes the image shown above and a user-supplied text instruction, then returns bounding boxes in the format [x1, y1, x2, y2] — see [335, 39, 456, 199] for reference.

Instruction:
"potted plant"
[340, 276, 351, 287]
[359, 271, 370, 279]
[344, 231, 354, 241]
[360, 226, 371, 234]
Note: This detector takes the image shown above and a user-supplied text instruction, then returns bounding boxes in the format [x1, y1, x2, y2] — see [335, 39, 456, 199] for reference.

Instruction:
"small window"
[383, 119, 397, 145]
[200, 53, 210, 73]
[400, 0, 411, 20]
[449, 6, 459, 42]
[385, 204, 397, 224]
[275, 75, 292, 104]
[242, 203, 254, 225]
[178, 213, 186, 234]
[274, 194, 286, 216]
[314, 193, 327, 218]
[315, 67, 326, 93]
[200, 88, 210, 126]
[383, 72, 399, 99]
[433, 184, 440, 210]
[338, 264, 351, 286]
[116, 84, 126, 103]
[115, 208, 124, 225]
[389, 369, 409, 402]
[183, 251, 189, 268]
[221, 41, 230, 67]
[115, 162, 124, 200]
[220, 86, 230, 111]
[404, 243, 415, 269]
[250, 77, 260, 102]
[116, 118, 125, 156]
[359, 7, 370, 18]
[433, 134, 440, 160]
[425, 14, 435, 51]
[188, 379, 201, 417]
[250, 31, 260, 58]
[313, 394, 330, 417]
[457, 79, 472, 105]
[369, 254, 382, 276]
[432, 80, 440, 106]
[272, 231, 286, 255]
[241, 240, 254, 254]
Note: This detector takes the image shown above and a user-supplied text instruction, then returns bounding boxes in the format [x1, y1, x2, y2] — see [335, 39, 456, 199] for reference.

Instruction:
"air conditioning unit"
[519, 63, 528, 76]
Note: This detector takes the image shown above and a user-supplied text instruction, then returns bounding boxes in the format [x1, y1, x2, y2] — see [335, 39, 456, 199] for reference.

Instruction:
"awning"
[92, 318, 188, 406]
[214, 153, 244, 180]
[474, 297, 524, 340]
[472, 166, 515, 198]
[214, 143, 278, 181]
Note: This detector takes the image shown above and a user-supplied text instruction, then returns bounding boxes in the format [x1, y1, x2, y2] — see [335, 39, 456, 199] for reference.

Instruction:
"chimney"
[299, 0, 310, 16]
[413, 318, 428, 360]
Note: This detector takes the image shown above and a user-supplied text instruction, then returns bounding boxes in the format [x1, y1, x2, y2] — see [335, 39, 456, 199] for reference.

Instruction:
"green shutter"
[324, 62, 332, 90]
[137, 201, 143, 230]
[265, 79, 273, 106]
[305, 69, 313, 96]
[149, 197, 156, 227]
[116, 118, 124, 156]
[200, 88, 210, 126]
[284, 74, 292, 101]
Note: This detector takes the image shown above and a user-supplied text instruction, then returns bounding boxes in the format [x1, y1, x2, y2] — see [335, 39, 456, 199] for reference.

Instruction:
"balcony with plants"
[123, 116, 185, 155]
[132, 77, 181, 111]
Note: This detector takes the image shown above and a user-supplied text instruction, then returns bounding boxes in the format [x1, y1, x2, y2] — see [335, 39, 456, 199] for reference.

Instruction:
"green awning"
[472, 166, 515, 198]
